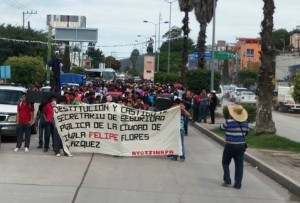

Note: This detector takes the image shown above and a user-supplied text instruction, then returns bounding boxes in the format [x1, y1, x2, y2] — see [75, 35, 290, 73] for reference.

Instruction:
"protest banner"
[53, 103, 182, 157]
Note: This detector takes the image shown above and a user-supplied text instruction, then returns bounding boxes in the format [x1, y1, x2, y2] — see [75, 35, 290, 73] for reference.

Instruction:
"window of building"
[246, 49, 254, 57]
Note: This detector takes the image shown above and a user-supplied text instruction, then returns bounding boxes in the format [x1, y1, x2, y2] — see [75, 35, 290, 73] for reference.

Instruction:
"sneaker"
[24, 148, 29, 152]
[233, 184, 241, 189]
[170, 156, 177, 161]
[14, 148, 19, 152]
[56, 153, 61, 157]
[221, 182, 231, 187]
[37, 145, 43, 149]
[64, 152, 73, 157]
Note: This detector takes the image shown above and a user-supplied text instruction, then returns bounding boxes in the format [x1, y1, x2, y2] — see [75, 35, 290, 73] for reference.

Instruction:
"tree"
[130, 49, 140, 70]
[70, 67, 85, 74]
[62, 45, 71, 73]
[185, 69, 220, 93]
[255, 0, 276, 134]
[273, 29, 289, 51]
[293, 70, 300, 103]
[105, 56, 121, 71]
[0, 24, 49, 65]
[159, 33, 195, 73]
[162, 26, 182, 39]
[237, 69, 258, 88]
[86, 42, 105, 68]
[4, 56, 46, 86]
[178, 0, 194, 85]
[222, 60, 230, 85]
[192, 0, 217, 68]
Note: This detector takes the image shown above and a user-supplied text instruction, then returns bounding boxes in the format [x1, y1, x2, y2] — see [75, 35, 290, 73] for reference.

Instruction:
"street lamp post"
[164, 0, 178, 74]
[210, 0, 217, 91]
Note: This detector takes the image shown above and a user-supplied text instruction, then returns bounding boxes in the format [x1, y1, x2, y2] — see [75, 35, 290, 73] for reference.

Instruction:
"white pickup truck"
[273, 86, 300, 112]
[0, 85, 38, 139]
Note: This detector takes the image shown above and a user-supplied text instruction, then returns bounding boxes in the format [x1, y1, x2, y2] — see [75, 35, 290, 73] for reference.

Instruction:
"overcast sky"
[0, 0, 299, 59]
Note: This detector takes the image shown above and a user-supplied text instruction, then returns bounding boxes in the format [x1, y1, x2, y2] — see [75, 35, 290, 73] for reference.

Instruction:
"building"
[275, 53, 300, 82]
[290, 32, 300, 52]
[235, 38, 261, 70]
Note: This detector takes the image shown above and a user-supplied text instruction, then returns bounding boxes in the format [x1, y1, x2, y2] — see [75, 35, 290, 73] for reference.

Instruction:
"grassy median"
[212, 128, 300, 153]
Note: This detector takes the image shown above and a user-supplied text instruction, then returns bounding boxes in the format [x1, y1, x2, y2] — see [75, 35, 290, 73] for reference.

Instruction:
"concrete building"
[275, 53, 300, 81]
[235, 38, 261, 70]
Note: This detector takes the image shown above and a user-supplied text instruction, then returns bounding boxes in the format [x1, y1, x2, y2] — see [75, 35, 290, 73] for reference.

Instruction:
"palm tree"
[255, 0, 276, 134]
[178, 0, 194, 84]
[192, 0, 216, 69]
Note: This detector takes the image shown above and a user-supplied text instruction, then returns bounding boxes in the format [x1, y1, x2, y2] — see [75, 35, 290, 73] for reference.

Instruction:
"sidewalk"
[190, 116, 300, 197]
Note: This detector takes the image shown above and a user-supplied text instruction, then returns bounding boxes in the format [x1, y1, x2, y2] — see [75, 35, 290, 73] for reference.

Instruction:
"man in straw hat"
[220, 104, 249, 189]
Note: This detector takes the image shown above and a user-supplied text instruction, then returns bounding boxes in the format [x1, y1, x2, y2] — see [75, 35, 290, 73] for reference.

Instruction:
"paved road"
[0, 126, 299, 203]
[219, 99, 300, 143]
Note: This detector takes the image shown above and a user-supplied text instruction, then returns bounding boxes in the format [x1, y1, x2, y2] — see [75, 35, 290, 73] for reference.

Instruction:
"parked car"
[0, 85, 38, 137]
[235, 91, 257, 105]
[229, 87, 247, 102]
[216, 85, 224, 106]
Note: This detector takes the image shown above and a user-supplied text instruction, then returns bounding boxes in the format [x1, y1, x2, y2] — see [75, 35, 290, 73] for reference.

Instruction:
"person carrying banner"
[170, 98, 190, 161]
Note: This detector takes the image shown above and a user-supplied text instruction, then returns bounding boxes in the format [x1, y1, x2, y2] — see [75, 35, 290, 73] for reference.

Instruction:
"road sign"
[0, 66, 11, 79]
[214, 51, 236, 60]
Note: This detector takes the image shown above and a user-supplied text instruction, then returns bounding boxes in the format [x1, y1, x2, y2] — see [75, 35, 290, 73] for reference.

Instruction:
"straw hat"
[227, 104, 248, 122]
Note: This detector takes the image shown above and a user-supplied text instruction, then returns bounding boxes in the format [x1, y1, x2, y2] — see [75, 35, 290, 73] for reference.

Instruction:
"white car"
[230, 87, 247, 102]
[235, 91, 257, 105]
[216, 85, 224, 106]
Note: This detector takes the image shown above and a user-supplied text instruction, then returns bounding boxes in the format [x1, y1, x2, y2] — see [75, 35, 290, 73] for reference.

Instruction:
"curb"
[191, 122, 300, 197]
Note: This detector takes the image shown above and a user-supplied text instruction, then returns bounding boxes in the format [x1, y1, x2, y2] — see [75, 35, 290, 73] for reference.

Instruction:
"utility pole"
[157, 12, 161, 73]
[210, 0, 217, 91]
[23, 11, 37, 29]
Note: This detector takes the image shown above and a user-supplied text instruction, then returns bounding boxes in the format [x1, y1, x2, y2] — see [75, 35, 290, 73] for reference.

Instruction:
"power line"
[11, 0, 30, 9]
[3, 0, 23, 9]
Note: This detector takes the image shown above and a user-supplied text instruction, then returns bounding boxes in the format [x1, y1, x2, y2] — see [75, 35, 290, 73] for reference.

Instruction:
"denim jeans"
[222, 143, 245, 188]
[38, 120, 46, 147]
[52, 127, 63, 154]
[16, 123, 31, 148]
[198, 102, 207, 122]
[44, 122, 54, 149]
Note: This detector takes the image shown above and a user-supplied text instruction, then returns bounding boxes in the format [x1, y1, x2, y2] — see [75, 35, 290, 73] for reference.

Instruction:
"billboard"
[47, 15, 86, 28]
[143, 56, 155, 81]
[54, 27, 98, 42]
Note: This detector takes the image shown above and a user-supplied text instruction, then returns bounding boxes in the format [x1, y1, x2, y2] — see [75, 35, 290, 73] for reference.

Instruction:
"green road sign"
[214, 51, 236, 60]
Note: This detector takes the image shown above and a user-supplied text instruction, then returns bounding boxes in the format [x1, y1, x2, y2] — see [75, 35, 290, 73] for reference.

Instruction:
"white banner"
[54, 103, 182, 157]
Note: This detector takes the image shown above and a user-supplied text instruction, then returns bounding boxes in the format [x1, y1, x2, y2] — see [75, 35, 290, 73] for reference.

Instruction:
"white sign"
[54, 103, 182, 157]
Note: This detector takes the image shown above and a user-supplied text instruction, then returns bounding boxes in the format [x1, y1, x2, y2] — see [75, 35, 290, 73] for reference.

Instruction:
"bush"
[223, 104, 257, 123]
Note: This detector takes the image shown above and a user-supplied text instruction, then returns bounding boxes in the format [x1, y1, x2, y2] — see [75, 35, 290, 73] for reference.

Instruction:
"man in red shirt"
[14, 93, 34, 152]
[43, 94, 57, 153]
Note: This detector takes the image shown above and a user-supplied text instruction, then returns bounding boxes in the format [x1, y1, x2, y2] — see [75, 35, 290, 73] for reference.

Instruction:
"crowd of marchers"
[14, 79, 218, 159]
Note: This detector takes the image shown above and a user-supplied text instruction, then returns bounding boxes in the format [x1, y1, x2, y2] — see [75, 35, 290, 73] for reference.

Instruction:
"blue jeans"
[198, 102, 207, 122]
[38, 120, 46, 147]
[44, 122, 54, 149]
[222, 144, 245, 188]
